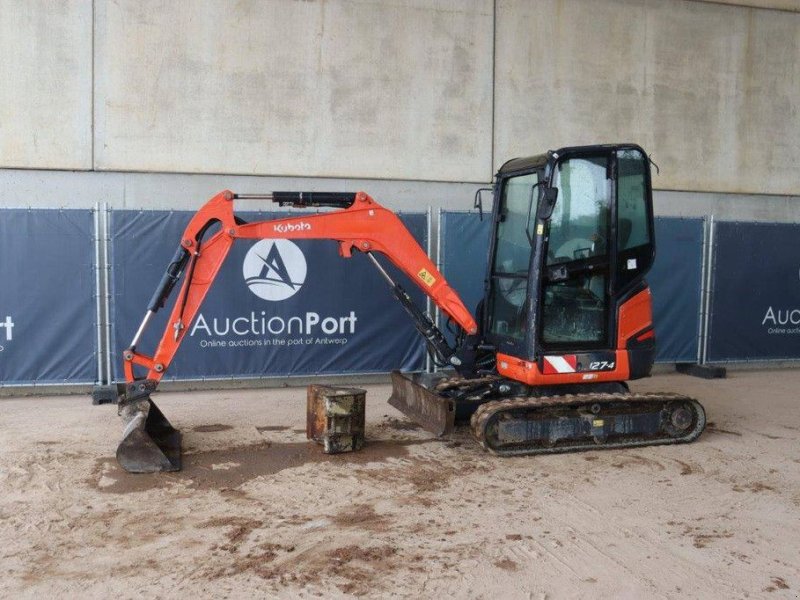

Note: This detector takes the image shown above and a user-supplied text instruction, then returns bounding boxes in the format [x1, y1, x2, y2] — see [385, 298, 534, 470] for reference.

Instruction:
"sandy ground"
[0, 370, 798, 599]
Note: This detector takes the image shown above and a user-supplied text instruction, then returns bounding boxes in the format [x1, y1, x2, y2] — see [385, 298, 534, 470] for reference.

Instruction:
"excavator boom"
[117, 190, 477, 472]
[123, 190, 476, 384]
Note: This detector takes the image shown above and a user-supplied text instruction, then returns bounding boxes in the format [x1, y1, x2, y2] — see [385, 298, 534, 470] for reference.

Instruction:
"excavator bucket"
[116, 381, 181, 473]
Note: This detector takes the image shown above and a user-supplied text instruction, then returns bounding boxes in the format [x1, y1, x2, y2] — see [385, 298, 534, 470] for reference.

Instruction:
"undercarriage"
[389, 371, 706, 456]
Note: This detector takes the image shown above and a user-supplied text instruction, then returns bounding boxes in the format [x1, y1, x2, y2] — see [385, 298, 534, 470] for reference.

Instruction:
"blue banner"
[0, 209, 97, 384]
[438, 212, 704, 363]
[109, 210, 428, 381]
[707, 221, 800, 362]
[648, 218, 704, 363]
[438, 212, 491, 344]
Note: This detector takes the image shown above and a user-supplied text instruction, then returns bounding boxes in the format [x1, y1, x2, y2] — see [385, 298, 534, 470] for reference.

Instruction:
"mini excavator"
[116, 144, 705, 473]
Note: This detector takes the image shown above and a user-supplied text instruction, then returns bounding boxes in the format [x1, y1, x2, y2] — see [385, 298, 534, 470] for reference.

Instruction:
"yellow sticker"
[592, 419, 604, 428]
[418, 268, 436, 287]
[536, 223, 544, 235]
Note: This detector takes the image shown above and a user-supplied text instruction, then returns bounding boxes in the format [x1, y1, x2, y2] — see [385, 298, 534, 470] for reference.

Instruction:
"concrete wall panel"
[494, 0, 800, 195]
[692, 0, 800, 12]
[0, 0, 92, 169]
[94, 0, 494, 182]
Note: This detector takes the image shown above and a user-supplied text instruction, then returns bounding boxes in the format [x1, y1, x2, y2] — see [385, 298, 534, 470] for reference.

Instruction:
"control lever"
[548, 264, 569, 282]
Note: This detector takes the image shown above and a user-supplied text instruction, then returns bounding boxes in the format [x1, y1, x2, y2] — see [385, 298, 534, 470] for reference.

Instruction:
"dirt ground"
[1, 370, 798, 599]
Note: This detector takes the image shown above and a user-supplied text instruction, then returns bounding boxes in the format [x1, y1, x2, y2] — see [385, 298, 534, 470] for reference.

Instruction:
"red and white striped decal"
[542, 355, 577, 374]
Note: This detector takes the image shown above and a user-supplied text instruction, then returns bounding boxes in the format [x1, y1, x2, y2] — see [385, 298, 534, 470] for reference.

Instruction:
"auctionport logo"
[243, 239, 307, 301]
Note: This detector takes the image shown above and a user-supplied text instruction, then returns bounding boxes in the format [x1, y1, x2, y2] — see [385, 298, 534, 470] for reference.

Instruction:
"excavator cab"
[392, 144, 704, 454]
[485, 144, 656, 385]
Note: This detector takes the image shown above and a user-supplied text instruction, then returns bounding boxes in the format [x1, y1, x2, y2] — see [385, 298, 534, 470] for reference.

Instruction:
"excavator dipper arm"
[123, 190, 477, 384]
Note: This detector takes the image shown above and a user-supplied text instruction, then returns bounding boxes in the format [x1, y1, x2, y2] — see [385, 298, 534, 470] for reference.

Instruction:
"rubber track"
[470, 392, 706, 456]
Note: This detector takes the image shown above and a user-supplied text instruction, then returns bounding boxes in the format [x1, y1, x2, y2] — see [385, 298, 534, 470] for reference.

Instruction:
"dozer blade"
[388, 371, 455, 436]
[116, 381, 181, 473]
[471, 392, 706, 457]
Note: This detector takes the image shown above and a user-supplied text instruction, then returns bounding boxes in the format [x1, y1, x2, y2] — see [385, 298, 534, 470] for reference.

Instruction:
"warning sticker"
[417, 268, 436, 287]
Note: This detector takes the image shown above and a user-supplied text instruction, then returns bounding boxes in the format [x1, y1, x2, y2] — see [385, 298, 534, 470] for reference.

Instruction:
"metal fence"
[0, 208, 98, 386]
[1, 207, 797, 388]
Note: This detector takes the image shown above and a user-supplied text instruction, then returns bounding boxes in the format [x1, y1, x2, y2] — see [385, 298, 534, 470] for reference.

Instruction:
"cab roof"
[496, 153, 549, 175]
[496, 143, 646, 177]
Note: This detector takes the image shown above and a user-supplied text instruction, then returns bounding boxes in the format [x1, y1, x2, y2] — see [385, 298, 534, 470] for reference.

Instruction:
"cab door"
[485, 170, 541, 358]
[539, 151, 614, 351]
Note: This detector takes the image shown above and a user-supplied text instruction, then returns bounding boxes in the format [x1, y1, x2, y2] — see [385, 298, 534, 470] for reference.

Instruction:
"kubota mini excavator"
[116, 144, 705, 473]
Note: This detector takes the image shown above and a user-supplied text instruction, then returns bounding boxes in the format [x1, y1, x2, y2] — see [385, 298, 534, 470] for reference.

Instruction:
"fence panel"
[0, 209, 97, 385]
[109, 210, 428, 381]
[707, 221, 800, 362]
[438, 211, 491, 343]
[648, 217, 704, 363]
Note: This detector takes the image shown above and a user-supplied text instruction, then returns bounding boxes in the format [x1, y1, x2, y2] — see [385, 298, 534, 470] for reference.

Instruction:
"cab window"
[616, 148, 653, 289]
[541, 155, 611, 346]
[487, 172, 538, 341]
[546, 157, 611, 265]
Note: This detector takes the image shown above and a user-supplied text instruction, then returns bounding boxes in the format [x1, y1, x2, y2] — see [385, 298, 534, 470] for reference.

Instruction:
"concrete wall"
[0, 0, 799, 202]
[0, 0, 92, 169]
[93, 0, 494, 181]
[0, 168, 479, 212]
[696, 0, 800, 11]
[494, 0, 800, 196]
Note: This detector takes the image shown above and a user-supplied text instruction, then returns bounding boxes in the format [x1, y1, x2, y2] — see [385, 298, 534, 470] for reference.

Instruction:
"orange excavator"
[116, 144, 705, 473]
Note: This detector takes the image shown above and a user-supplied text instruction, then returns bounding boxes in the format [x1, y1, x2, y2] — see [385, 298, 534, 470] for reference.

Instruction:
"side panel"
[617, 287, 653, 347]
[618, 287, 655, 380]
[496, 350, 630, 385]
[495, 287, 652, 385]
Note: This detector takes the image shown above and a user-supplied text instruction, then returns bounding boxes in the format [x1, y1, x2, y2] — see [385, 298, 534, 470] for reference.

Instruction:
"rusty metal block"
[307, 385, 366, 454]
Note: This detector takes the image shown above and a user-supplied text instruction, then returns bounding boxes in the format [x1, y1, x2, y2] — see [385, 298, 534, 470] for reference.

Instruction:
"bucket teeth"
[116, 380, 182, 473]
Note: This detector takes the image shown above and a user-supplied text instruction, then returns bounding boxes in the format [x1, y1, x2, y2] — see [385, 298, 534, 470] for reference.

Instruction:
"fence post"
[91, 203, 119, 405]
[93, 205, 104, 387]
[103, 203, 113, 385]
[434, 208, 443, 373]
[700, 215, 715, 366]
[426, 206, 433, 374]
[676, 214, 726, 379]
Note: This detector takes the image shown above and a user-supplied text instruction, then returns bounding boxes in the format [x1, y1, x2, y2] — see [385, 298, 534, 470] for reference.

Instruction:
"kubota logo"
[273, 221, 312, 234]
[243, 240, 307, 301]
